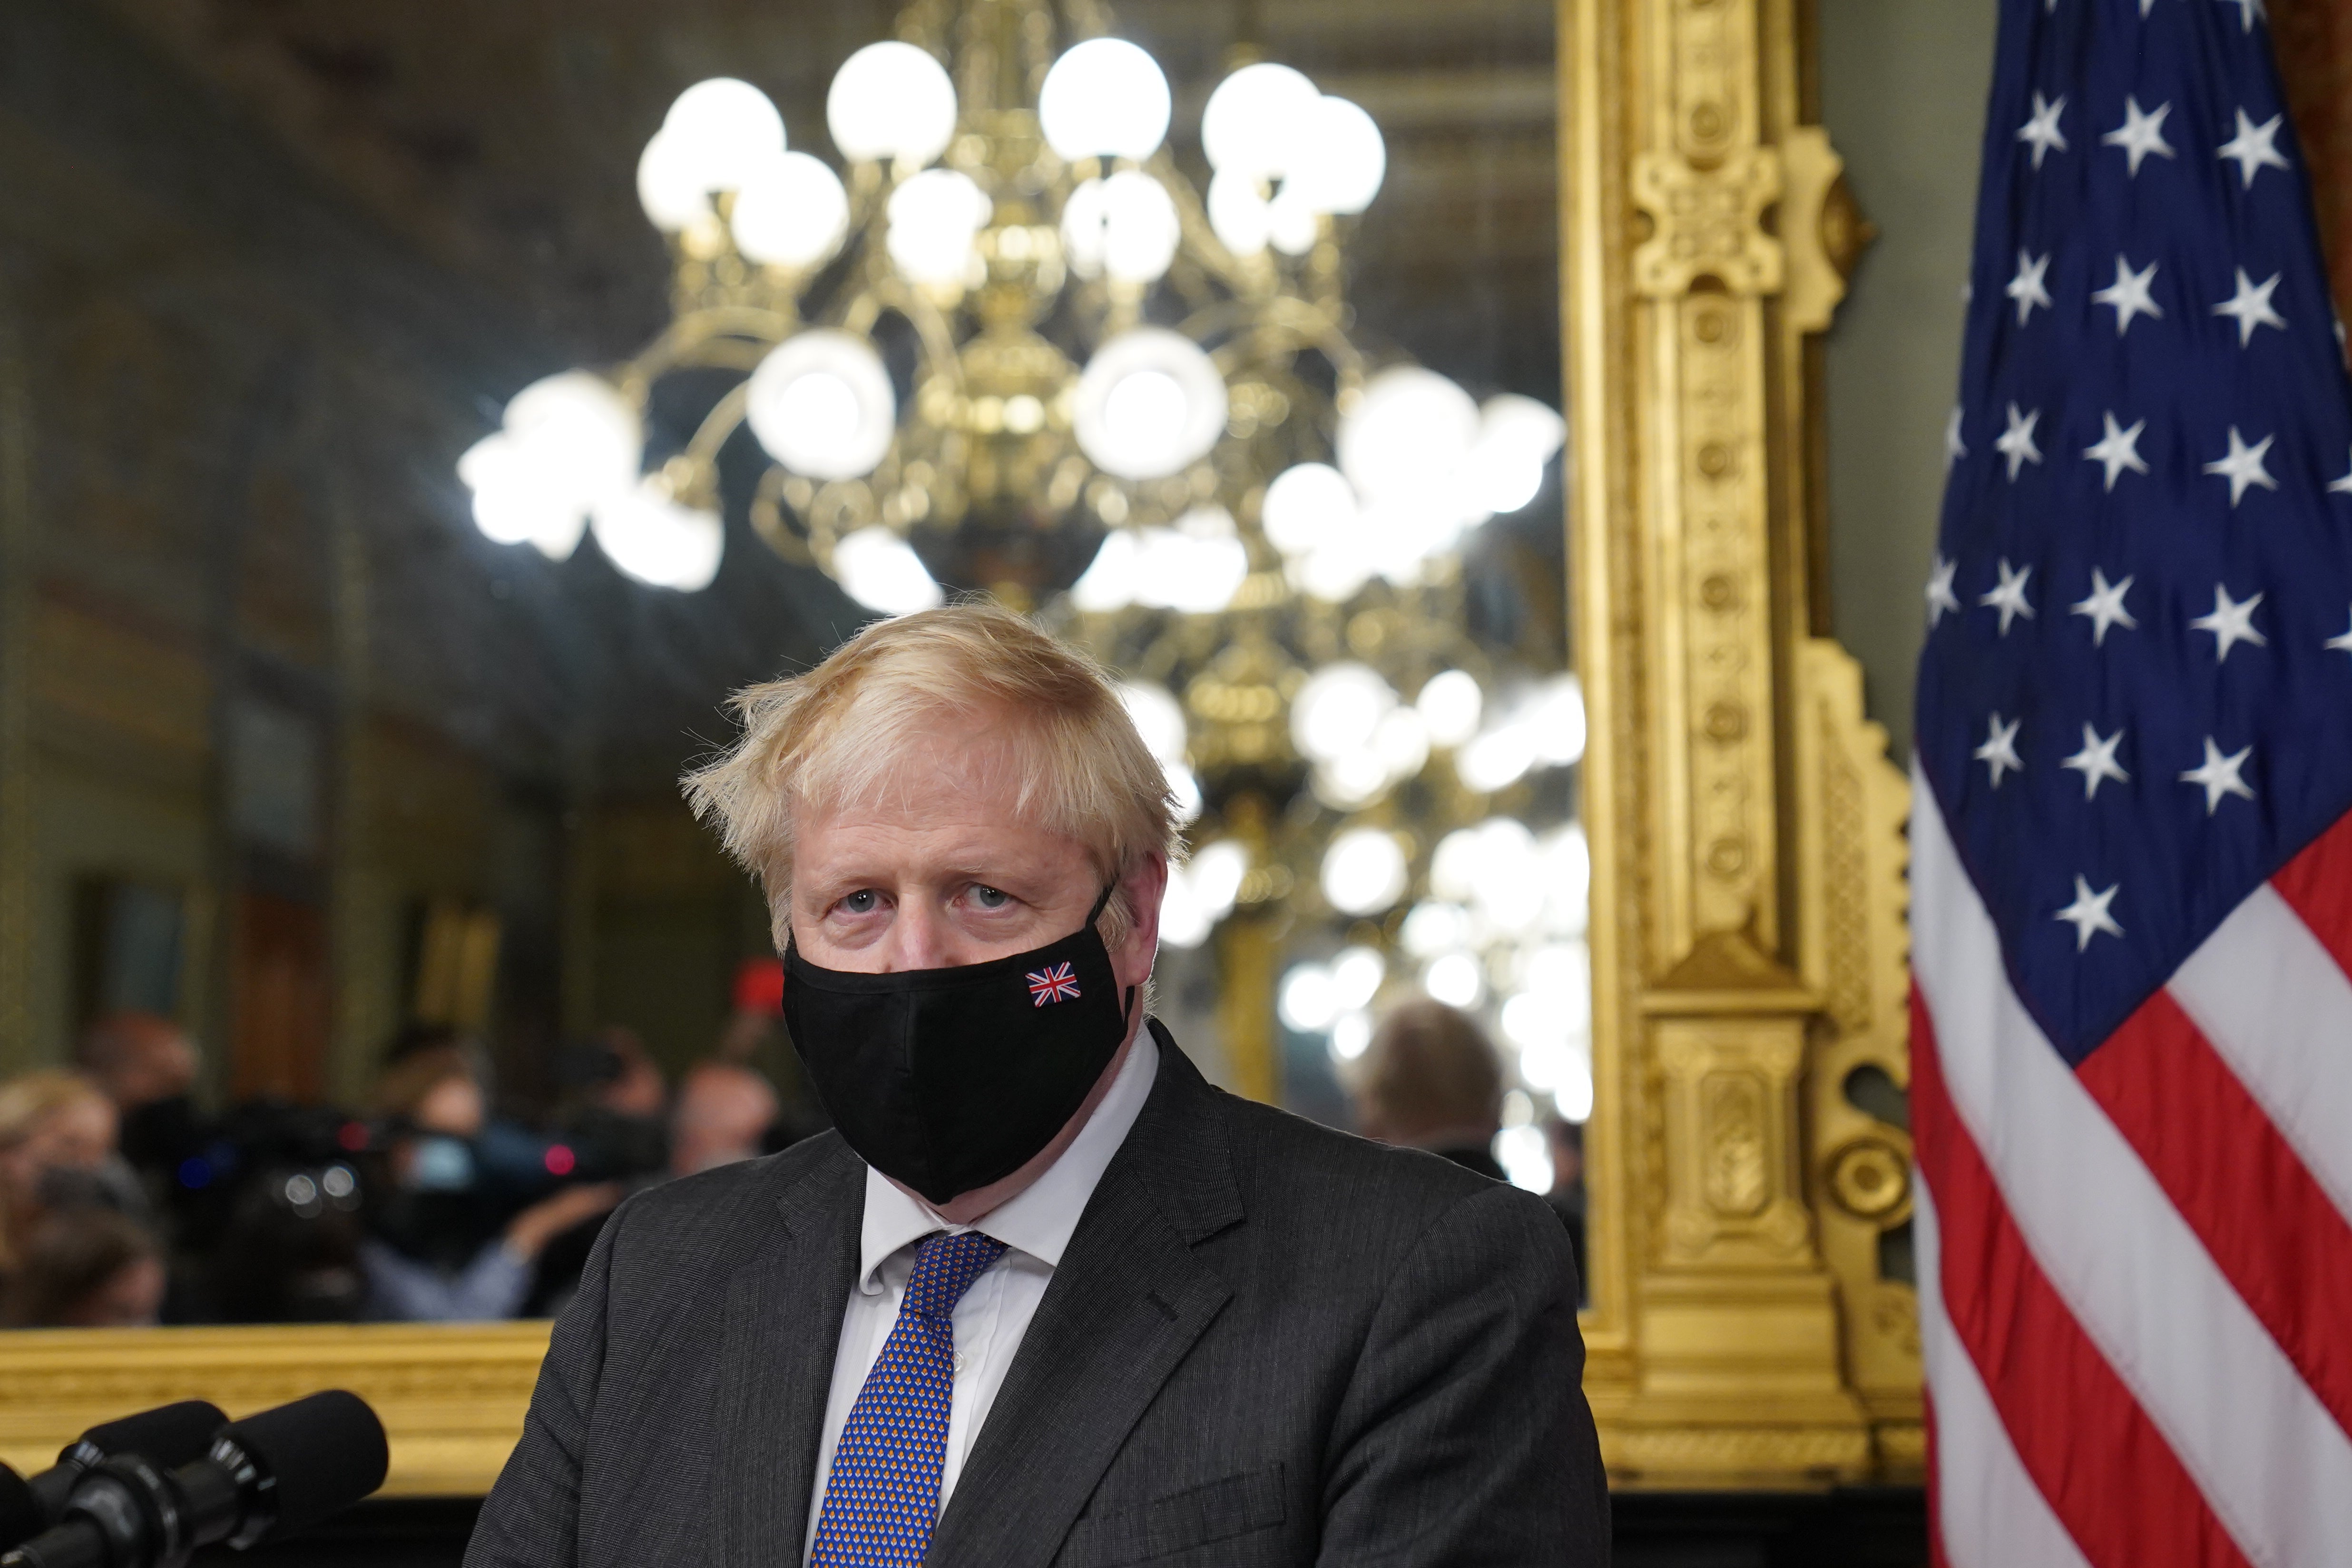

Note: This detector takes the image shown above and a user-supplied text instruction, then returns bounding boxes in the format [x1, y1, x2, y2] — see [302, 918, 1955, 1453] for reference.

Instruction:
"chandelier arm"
[622, 306, 798, 394]
[682, 379, 755, 478]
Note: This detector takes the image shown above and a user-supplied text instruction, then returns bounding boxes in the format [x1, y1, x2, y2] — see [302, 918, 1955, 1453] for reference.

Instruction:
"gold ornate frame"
[0, 0, 1920, 1496]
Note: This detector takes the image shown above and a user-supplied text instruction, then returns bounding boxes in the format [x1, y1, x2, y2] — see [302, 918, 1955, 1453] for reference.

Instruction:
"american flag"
[1025, 962, 1081, 1007]
[1912, 1, 2352, 1564]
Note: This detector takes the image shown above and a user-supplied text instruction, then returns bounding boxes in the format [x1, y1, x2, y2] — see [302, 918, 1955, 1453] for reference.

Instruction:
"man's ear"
[1115, 850, 1169, 978]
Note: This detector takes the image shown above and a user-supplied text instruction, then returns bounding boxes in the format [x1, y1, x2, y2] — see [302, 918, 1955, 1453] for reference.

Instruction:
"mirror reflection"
[0, 0, 1577, 1329]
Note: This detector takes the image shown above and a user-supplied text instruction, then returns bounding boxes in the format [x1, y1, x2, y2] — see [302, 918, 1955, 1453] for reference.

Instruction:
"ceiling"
[93, 0, 1561, 398]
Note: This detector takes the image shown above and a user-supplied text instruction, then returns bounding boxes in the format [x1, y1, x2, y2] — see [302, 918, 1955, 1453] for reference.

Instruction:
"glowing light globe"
[661, 78, 785, 195]
[886, 168, 990, 285]
[1289, 96, 1387, 215]
[1321, 828, 1409, 916]
[745, 330, 898, 481]
[831, 527, 943, 617]
[730, 152, 851, 270]
[826, 42, 958, 167]
[590, 480, 723, 592]
[1038, 38, 1172, 163]
[1202, 62, 1320, 179]
[1073, 328, 1228, 480]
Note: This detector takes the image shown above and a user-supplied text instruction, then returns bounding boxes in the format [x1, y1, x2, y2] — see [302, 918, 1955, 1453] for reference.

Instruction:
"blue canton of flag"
[1916, 0, 2352, 1059]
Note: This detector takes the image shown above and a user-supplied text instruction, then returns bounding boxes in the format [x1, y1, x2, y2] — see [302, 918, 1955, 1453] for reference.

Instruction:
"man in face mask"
[468, 602, 1607, 1568]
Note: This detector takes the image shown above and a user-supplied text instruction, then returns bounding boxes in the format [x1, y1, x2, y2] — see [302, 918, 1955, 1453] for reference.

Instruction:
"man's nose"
[884, 896, 954, 971]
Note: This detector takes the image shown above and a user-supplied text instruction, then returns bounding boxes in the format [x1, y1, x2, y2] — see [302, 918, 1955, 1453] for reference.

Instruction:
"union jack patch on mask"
[1026, 962, 1081, 1006]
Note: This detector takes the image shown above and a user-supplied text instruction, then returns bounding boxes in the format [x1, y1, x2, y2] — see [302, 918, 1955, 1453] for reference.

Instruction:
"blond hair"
[0, 1071, 108, 1152]
[683, 602, 1180, 946]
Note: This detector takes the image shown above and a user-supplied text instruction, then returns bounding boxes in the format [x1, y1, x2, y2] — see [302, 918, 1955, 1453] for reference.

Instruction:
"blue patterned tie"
[809, 1230, 1008, 1567]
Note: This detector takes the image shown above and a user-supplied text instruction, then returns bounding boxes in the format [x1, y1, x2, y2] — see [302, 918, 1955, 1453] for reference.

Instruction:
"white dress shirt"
[803, 1028, 1159, 1557]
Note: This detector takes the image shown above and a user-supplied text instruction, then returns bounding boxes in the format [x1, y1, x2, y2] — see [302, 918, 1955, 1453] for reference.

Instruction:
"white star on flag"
[1975, 713, 2025, 788]
[2180, 736, 2256, 813]
[2083, 412, 2150, 490]
[2330, 447, 2352, 496]
[2069, 568, 2137, 646]
[2092, 255, 2165, 337]
[2218, 108, 2290, 188]
[2101, 97, 2176, 175]
[2213, 268, 2287, 346]
[2218, 0, 2268, 32]
[2328, 607, 2352, 654]
[2191, 583, 2268, 661]
[1927, 555, 1962, 627]
[2053, 875, 2125, 951]
[2203, 426, 2278, 505]
[2007, 250, 2054, 325]
[1996, 402, 2044, 480]
[1980, 557, 2036, 635]
[1945, 406, 1968, 469]
[2062, 723, 2131, 801]
[2017, 92, 2070, 169]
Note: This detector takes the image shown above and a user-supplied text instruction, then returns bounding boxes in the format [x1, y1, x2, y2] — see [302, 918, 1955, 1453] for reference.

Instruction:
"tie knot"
[904, 1230, 1006, 1321]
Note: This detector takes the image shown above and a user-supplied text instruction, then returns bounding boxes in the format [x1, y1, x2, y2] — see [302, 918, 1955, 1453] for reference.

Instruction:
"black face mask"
[783, 885, 1136, 1205]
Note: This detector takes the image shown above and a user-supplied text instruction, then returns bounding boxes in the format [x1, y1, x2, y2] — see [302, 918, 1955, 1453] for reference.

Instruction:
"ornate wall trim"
[1565, 0, 1919, 1487]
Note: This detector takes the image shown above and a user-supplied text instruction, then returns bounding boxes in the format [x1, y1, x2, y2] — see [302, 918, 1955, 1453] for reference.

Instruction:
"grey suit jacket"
[466, 1023, 1609, 1566]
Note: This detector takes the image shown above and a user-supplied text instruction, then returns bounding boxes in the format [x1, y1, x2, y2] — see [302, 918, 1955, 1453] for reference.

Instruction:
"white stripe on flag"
[2169, 882, 2352, 1223]
[1910, 767, 2352, 1568]
[1914, 1178, 2096, 1568]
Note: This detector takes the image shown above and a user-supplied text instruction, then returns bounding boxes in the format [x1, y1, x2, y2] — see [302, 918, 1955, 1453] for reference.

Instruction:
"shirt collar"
[856, 1027, 1159, 1290]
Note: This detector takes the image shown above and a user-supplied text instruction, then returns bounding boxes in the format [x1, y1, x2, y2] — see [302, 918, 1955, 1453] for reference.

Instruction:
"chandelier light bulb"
[460, 433, 587, 558]
[1069, 528, 1141, 612]
[1400, 900, 1473, 960]
[1187, 840, 1251, 920]
[730, 151, 851, 269]
[1073, 328, 1228, 480]
[1261, 462, 1357, 557]
[1202, 62, 1321, 180]
[637, 132, 713, 231]
[590, 479, 723, 592]
[1338, 365, 1481, 507]
[1205, 169, 1274, 258]
[1158, 865, 1213, 949]
[745, 330, 898, 481]
[1372, 706, 1431, 783]
[1118, 681, 1190, 770]
[1289, 96, 1387, 215]
[1267, 182, 1322, 257]
[1542, 824, 1592, 935]
[1278, 962, 1341, 1034]
[1470, 393, 1568, 514]
[1330, 945, 1386, 1012]
[1457, 719, 1542, 793]
[1038, 37, 1172, 162]
[501, 371, 643, 508]
[1167, 762, 1205, 824]
[1415, 669, 1485, 748]
[1291, 662, 1397, 763]
[1421, 951, 1485, 1009]
[1312, 750, 1392, 812]
[1529, 674, 1588, 766]
[1322, 828, 1409, 916]
[1470, 817, 1544, 931]
[1061, 171, 1181, 284]
[1429, 827, 1485, 903]
[827, 41, 959, 167]
[886, 167, 990, 286]
[660, 78, 786, 196]
[831, 526, 944, 617]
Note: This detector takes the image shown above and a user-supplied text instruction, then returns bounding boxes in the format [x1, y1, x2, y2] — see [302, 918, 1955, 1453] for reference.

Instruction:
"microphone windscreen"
[218, 1391, 389, 1536]
[73, 1401, 227, 1470]
[0, 1464, 42, 1552]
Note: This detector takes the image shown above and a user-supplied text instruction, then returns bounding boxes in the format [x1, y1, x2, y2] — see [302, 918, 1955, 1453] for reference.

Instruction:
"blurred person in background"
[2, 1206, 165, 1328]
[75, 1011, 202, 1181]
[0, 1071, 123, 1279]
[717, 956, 832, 1149]
[1351, 999, 1508, 1182]
[363, 1046, 619, 1321]
[667, 1060, 777, 1178]
[549, 1027, 668, 1180]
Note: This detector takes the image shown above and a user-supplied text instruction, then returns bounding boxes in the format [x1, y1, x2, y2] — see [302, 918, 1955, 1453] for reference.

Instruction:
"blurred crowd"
[0, 962, 825, 1328]
[0, 979, 1583, 1328]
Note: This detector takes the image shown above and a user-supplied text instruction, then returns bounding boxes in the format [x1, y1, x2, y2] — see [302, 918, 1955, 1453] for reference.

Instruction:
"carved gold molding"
[1566, 0, 1919, 1486]
[0, 1324, 548, 1497]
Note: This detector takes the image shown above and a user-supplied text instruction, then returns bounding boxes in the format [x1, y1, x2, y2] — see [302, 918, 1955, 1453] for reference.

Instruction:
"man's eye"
[840, 889, 879, 915]
[971, 885, 1010, 910]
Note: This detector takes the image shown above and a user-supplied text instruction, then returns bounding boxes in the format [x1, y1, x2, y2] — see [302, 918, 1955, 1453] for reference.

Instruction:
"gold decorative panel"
[1567, 0, 1920, 1489]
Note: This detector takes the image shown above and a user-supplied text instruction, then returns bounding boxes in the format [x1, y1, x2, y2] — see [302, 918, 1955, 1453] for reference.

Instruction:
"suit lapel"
[927, 1030, 1245, 1565]
[715, 1136, 864, 1568]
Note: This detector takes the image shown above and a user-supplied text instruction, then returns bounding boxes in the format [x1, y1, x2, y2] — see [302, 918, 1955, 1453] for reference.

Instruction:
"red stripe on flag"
[2079, 990, 2352, 1441]
[2269, 806, 2352, 981]
[1911, 989, 2253, 1568]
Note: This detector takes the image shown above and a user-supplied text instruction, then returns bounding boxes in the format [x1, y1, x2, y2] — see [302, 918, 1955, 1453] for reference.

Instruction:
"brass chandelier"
[455, 0, 1589, 1139]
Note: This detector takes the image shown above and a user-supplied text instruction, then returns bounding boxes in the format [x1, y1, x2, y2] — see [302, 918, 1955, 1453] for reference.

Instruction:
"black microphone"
[22, 1402, 227, 1536]
[0, 1391, 388, 1568]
